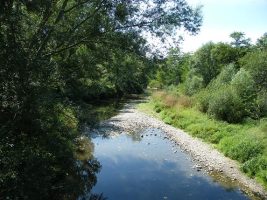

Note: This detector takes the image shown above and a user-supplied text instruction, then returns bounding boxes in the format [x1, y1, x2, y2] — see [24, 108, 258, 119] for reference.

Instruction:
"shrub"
[187, 123, 219, 142]
[256, 91, 267, 117]
[152, 91, 166, 100]
[208, 64, 237, 89]
[164, 94, 177, 107]
[165, 84, 179, 95]
[149, 79, 161, 88]
[154, 103, 162, 113]
[240, 50, 267, 90]
[185, 75, 204, 96]
[175, 95, 193, 109]
[219, 136, 264, 163]
[207, 85, 245, 123]
[195, 89, 210, 112]
[259, 118, 267, 133]
[242, 156, 267, 177]
[231, 68, 258, 118]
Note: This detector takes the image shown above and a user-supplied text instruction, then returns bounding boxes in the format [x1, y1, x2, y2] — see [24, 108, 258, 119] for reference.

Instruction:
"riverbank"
[90, 99, 267, 199]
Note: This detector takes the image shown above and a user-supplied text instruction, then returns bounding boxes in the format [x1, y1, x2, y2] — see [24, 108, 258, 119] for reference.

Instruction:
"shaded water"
[90, 128, 257, 200]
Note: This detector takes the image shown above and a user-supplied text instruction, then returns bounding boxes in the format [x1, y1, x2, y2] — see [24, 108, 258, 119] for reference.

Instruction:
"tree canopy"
[0, 0, 202, 199]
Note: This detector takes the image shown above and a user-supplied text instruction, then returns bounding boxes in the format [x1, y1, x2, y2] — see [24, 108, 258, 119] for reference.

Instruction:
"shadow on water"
[1, 98, 138, 200]
[2, 136, 104, 200]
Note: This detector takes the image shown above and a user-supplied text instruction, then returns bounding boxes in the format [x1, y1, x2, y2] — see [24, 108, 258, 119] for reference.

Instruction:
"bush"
[240, 50, 267, 90]
[149, 79, 161, 88]
[196, 89, 210, 112]
[231, 68, 258, 118]
[208, 64, 237, 89]
[219, 136, 264, 163]
[208, 85, 245, 123]
[152, 91, 166, 100]
[185, 75, 204, 96]
[242, 156, 267, 177]
[259, 118, 267, 133]
[154, 103, 162, 113]
[164, 94, 178, 107]
[175, 95, 193, 109]
[187, 123, 219, 142]
[256, 91, 267, 117]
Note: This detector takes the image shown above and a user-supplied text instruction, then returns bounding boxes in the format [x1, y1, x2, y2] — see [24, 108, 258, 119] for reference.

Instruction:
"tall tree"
[0, 0, 203, 199]
[256, 32, 267, 50]
[230, 31, 251, 48]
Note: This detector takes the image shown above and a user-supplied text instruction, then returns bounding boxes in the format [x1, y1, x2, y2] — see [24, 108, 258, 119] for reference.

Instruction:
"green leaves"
[0, 0, 203, 198]
[230, 31, 251, 48]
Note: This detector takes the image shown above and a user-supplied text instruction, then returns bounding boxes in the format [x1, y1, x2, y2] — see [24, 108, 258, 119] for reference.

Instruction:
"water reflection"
[90, 128, 259, 200]
[2, 136, 102, 200]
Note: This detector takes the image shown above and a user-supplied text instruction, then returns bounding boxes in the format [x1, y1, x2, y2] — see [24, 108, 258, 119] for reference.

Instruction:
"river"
[76, 100, 264, 200]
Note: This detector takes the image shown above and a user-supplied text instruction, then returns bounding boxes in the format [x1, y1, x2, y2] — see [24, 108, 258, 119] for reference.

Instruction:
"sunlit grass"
[138, 90, 267, 188]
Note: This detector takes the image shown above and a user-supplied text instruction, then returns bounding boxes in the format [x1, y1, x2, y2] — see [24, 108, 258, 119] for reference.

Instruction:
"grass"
[138, 90, 267, 188]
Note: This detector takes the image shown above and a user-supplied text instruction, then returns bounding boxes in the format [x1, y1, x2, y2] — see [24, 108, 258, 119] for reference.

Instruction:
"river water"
[89, 128, 257, 200]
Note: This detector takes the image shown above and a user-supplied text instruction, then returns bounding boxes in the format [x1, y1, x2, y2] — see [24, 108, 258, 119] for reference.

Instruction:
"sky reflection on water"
[91, 128, 251, 200]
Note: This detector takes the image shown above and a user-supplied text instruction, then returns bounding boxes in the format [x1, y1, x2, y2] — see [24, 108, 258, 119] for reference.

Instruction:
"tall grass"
[139, 90, 267, 188]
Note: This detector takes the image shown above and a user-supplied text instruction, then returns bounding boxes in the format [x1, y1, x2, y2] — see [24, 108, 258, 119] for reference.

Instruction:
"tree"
[230, 32, 251, 48]
[0, 0, 203, 198]
[256, 32, 267, 50]
[240, 50, 267, 90]
[190, 42, 218, 85]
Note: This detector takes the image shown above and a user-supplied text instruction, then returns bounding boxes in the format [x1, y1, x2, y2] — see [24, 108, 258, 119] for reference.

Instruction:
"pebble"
[94, 101, 267, 198]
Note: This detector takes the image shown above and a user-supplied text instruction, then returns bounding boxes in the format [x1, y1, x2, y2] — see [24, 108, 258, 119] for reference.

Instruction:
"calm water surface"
[90, 128, 254, 200]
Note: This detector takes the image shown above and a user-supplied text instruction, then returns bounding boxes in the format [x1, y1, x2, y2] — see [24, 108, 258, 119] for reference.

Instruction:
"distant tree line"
[151, 31, 267, 123]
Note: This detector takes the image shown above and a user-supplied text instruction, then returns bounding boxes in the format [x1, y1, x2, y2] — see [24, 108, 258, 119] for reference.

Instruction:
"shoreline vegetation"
[1, 1, 266, 199]
[90, 98, 267, 199]
[138, 90, 267, 191]
[144, 32, 267, 195]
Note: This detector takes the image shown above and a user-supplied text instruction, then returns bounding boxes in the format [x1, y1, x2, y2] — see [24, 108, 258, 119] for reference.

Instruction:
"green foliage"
[196, 89, 210, 112]
[242, 156, 267, 178]
[207, 85, 245, 123]
[190, 42, 218, 85]
[0, 0, 202, 198]
[230, 32, 251, 48]
[231, 68, 258, 117]
[197, 65, 262, 122]
[256, 33, 267, 50]
[240, 50, 267, 90]
[256, 91, 267, 117]
[152, 49, 191, 88]
[210, 43, 239, 67]
[144, 31, 267, 189]
[188, 42, 240, 86]
[219, 135, 264, 163]
[197, 64, 237, 113]
[142, 91, 267, 187]
[184, 73, 204, 96]
[208, 64, 237, 88]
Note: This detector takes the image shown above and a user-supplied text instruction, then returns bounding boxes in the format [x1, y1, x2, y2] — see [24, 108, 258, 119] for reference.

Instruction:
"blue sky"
[181, 0, 267, 52]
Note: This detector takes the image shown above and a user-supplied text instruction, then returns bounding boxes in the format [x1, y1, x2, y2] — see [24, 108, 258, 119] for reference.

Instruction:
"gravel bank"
[90, 100, 267, 199]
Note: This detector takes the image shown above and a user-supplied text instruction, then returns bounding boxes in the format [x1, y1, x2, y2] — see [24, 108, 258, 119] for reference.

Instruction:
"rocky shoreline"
[90, 100, 267, 200]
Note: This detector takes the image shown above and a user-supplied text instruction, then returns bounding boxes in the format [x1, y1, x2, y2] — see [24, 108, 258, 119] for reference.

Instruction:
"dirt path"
[90, 100, 267, 199]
